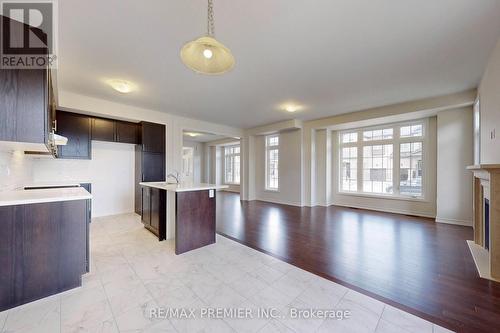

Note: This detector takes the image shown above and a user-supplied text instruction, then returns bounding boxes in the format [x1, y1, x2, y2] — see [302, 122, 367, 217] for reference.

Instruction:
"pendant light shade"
[180, 36, 235, 75]
[180, 0, 234, 75]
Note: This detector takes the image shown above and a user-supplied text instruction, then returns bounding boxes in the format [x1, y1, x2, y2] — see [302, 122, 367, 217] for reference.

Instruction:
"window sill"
[264, 188, 280, 193]
[337, 191, 428, 203]
[224, 183, 240, 186]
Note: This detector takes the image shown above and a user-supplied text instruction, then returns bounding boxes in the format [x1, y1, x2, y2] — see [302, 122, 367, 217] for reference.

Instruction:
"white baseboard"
[435, 217, 472, 226]
[222, 189, 240, 193]
[251, 197, 303, 207]
[331, 202, 436, 219]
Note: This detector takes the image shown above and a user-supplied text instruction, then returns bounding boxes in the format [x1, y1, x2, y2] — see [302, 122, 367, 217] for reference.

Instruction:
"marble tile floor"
[0, 213, 454, 333]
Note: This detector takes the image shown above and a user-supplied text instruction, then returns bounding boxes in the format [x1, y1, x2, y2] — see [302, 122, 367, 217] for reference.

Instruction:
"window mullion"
[357, 131, 363, 193]
[393, 128, 401, 196]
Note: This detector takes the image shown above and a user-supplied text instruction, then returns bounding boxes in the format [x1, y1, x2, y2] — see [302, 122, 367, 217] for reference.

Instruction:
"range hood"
[24, 132, 68, 157]
[50, 133, 68, 146]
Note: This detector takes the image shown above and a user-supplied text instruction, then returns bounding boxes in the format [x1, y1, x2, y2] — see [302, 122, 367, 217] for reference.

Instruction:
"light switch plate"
[209, 189, 214, 198]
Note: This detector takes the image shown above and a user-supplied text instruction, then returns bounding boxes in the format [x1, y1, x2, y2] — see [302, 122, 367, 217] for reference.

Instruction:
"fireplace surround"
[467, 164, 500, 281]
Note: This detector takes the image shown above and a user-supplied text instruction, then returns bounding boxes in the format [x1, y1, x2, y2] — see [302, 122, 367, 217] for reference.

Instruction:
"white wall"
[436, 108, 473, 225]
[313, 129, 332, 206]
[0, 142, 135, 218]
[182, 140, 205, 183]
[32, 141, 136, 217]
[0, 151, 33, 191]
[478, 37, 500, 164]
[254, 129, 302, 206]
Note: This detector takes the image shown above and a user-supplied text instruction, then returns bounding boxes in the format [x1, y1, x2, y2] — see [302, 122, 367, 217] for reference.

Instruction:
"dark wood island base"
[175, 190, 216, 255]
[139, 182, 227, 254]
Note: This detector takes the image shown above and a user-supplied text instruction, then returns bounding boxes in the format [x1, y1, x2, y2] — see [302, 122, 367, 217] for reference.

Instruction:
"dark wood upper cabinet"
[91, 117, 115, 142]
[91, 118, 139, 144]
[141, 122, 165, 153]
[0, 16, 50, 147]
[56, 111, 92, 159]
[0, 69, 48, 144]
[142, 152, 165, 182]
[116, 121, 139, 144]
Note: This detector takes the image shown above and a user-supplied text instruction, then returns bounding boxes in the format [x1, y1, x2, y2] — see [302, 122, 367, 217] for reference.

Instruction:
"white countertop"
[22, 181, 87, 189]
[0, 187, 92, 207]
[139, 182, 229, 192]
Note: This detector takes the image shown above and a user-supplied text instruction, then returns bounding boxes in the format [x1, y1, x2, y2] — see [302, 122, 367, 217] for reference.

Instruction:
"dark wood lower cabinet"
[0, 200, 87, 312]
[141, 187, 166, 241]
[80, 183, 92, 273]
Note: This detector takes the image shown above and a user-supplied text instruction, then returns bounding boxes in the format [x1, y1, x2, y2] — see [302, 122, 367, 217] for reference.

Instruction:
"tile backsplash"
[0, 151, 33, 191]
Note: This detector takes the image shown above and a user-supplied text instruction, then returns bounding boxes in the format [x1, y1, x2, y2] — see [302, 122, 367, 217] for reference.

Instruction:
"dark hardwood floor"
[216, 192, 500, 333]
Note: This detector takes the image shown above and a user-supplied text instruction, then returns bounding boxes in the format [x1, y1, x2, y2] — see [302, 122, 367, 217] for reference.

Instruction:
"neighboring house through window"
[266, 134, 279, 191]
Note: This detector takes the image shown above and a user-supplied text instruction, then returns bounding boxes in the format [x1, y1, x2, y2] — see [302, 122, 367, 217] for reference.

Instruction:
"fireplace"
[485, 198, 490, 251]
[467, 164, 500, 281]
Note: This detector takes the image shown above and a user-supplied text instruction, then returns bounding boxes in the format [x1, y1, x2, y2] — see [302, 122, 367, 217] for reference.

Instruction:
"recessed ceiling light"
[185, 132, 202, 137]
[106, 79, 135, 93]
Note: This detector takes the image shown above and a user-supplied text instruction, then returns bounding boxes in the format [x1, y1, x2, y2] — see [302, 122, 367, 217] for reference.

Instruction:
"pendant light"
[180, 0, 235, 75]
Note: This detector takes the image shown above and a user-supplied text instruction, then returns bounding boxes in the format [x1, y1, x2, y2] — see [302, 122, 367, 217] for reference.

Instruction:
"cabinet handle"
[53, 120, 57, 132]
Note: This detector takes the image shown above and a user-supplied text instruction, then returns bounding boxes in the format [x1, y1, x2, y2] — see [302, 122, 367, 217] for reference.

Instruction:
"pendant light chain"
[207, 0, 215, 36]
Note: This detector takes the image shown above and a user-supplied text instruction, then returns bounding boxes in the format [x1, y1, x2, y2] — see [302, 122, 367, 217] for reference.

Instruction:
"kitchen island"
[139, 182, 228, 254]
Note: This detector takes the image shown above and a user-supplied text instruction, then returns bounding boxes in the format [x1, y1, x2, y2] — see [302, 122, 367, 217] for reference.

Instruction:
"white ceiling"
[58, 0, 500, 129]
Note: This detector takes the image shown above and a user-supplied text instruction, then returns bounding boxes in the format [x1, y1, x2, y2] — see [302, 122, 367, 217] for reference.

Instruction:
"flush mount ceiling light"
[280, 103, 304, 113]
[180, 0, 235, 75]
[106, 79, 135, 93]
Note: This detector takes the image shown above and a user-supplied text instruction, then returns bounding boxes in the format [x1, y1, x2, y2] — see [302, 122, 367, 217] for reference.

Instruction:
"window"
[400, 124, 423, 138]
[339, 120, 426, 199]
[342, 132, 358, 143]
[363, 128, 393, 141]
[341, 147, 357, 191]
[362, 144, 393, 194]
[224, 145, 240, 184]
[399, 142, 422, 196]
[266, 135, 279, 191]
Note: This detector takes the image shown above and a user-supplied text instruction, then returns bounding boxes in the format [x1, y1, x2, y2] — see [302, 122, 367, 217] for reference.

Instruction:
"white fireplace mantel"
[467, 164, 500, 281]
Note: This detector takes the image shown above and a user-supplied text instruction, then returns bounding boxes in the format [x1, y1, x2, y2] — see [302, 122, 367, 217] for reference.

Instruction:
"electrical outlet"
[491, 129, 496, 140]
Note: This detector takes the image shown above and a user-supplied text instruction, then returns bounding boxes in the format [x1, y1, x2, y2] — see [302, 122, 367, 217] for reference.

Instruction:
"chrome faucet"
[167, 171, 180, 184]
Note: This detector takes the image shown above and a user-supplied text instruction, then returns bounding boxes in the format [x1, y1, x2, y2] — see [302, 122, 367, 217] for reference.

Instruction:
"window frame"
[224, 144, 240, 185]
[265, 134, 280, 191]
[338, 119, 428, 201]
